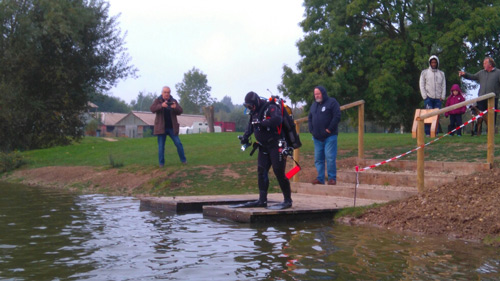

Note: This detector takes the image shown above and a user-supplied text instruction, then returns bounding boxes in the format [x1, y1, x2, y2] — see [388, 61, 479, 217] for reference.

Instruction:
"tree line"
[0, 0, 136, 152]
[3, 0, 499, 152]
[278, 0, 500, 132]
[93, 67, 251, 133]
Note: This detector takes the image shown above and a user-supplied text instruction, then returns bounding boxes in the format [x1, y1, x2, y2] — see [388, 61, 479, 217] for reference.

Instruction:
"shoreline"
[3, 165, 499, 246]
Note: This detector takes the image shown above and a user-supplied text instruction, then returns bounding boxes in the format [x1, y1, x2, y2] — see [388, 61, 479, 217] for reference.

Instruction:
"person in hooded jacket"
[308, 86, 341, 185]
[233, 91, 293, 210]
[444, 84, 466, 136]
[420, 55, 446, 137]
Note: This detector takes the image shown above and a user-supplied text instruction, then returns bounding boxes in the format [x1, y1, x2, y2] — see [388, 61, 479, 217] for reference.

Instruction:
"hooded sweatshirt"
[419, 55, 446, 100]
[444, 84, 466, 117]
[308, 86, 341, 141]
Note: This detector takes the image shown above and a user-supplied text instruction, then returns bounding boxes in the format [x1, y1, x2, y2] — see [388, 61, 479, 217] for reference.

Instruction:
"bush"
[108, 154, 124, 168]
[0, 151, 26, 173]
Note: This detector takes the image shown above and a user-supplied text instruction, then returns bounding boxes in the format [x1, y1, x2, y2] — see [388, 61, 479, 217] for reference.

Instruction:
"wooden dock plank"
[203, 193, 384, 223]
[139, 193, 384, 223]
[139, 194, 271, 213]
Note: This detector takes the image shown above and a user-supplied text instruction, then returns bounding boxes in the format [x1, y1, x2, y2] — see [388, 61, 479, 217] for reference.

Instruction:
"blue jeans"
[157, 128, 186, 165]
[313, 135, 338, 183]
[424, 98, 442, 135]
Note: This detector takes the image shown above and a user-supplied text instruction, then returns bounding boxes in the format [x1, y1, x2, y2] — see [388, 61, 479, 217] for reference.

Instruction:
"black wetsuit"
[242, 102, 292, 204]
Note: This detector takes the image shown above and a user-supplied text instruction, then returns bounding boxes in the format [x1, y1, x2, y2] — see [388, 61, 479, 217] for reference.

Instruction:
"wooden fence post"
[487, 97, 495, 165]
[417, 119, 425, 192]
[358, 103, 364, 160]
[292, 121, 301, 182]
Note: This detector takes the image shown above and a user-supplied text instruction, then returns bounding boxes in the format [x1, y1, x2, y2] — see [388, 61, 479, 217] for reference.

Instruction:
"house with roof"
[105, 111, 209, 138]
[98, 112, 128, 137]
[114, 111, 155, 138]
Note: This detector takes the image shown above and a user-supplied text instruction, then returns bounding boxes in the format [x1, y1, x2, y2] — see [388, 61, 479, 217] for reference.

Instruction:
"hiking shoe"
[230, 200, 267, 208]
[311, 179, 324, 185]
[328, 179, 336, 185]
[182, 161, 187, 165]
[159, 164, 164, 168]
[267, 201, 292, 210]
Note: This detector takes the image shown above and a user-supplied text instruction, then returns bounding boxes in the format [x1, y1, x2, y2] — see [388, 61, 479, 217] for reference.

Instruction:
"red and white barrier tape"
[355, 108, 492, 172]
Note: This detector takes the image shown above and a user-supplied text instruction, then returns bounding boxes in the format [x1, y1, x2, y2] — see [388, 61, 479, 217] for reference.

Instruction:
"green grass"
[11, 132, 500, 196]
[333, 202, 388, 219]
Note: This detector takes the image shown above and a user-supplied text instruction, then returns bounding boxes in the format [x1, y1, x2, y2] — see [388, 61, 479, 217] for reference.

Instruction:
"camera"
[238, 135, 251, 151]
[282, 147, 293, 157]
[167, 102, 174, 106]
[278, 140, 293, 161]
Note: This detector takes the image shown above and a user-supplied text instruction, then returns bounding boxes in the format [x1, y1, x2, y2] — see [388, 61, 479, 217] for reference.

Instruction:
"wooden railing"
[292, 100, 365, 182]
[416, 92, 496, 192]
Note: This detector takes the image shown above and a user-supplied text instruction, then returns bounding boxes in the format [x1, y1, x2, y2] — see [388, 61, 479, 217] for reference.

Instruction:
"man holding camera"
[150, 86, 187, 167]
[235, 91, 292, 210]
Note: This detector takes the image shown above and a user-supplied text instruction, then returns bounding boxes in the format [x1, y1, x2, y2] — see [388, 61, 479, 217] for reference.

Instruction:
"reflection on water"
[0, 181, 499, 280]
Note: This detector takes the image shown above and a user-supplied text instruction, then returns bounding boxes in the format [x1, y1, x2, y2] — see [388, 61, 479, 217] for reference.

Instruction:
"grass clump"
[108, 154, 124, 168]
[0, 151, 26, 173]
[334, 203, 386, 220]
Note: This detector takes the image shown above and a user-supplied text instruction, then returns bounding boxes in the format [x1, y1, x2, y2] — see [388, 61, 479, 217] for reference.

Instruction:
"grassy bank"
[6, 132, 500, 196]
[21, 132, 500, 166]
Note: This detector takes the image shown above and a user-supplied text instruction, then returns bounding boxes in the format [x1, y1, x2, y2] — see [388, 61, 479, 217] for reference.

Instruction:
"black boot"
[230, 200, 267, 208]
[266, 201, 292, 210]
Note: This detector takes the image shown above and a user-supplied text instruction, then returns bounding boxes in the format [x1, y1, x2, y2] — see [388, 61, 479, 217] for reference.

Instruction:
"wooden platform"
[139, 159, 490, 223]
[140, 193, 384, 223]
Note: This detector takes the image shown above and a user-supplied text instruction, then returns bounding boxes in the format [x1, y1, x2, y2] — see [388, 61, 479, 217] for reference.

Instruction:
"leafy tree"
[228, 106, 250, 132]
[176, 67, 214, 114]
[213, 96, 234, 114]
[92, 93, 130, 113]
[220, 96, 235, 112]
[131, 91, 156, 111]
[279, 0, 500, 131]
[0, 0, 136, 151]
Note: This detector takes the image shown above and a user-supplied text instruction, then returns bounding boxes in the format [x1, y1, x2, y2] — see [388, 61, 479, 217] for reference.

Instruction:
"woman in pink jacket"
[445, 84, 466, 136]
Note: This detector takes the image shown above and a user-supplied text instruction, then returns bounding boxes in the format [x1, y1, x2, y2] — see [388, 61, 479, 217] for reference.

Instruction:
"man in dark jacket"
[233, 91, 292, 210]
[308, 86, 341, 185]
[150, 86, 186, 167]
[459, 57, 500, 124]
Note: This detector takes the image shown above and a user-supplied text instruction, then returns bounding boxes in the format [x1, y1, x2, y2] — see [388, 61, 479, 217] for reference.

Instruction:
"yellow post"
[292, 120, 301, 182]
[417, 119, 425, 192]
[487, 97, 495, 165]
[358, 103, 365, 160]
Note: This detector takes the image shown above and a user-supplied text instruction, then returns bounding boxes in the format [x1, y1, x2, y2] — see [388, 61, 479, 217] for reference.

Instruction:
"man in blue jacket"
[308, 86, 341, 185]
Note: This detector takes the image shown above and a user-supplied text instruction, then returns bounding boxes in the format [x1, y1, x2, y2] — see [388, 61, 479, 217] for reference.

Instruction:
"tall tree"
[0, 0, 136, 151]
[176, 67, 214, 114]
[130, 91, 156, 111]
[279, 0, 500, 131]
[92, 93, 130, 113]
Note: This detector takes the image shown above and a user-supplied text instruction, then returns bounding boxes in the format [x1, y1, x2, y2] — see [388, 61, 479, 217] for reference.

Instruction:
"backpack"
[264, 96, 302, 149]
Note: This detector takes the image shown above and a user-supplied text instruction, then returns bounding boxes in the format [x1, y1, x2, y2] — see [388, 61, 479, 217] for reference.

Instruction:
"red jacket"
[444, 94, 466, 116]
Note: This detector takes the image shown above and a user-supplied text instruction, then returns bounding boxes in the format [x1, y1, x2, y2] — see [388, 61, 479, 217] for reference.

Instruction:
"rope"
[357, 108, 490, 172]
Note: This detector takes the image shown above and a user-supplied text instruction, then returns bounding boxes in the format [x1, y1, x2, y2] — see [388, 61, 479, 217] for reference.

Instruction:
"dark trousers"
[257, 144, 292, 203]
[476, 98, 498, 125]
[448, 114, 463, 136]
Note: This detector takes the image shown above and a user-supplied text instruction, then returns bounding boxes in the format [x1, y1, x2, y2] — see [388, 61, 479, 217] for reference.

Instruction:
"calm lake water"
[1, 181, 499, 281]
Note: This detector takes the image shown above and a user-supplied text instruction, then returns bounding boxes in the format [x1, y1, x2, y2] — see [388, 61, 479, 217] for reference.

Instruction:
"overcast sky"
[106, 0, 305, 105]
